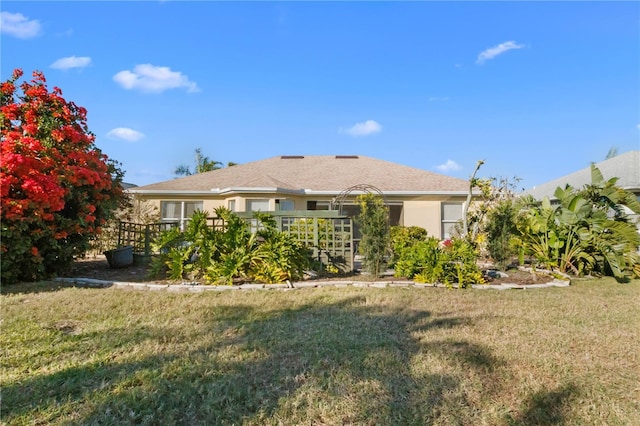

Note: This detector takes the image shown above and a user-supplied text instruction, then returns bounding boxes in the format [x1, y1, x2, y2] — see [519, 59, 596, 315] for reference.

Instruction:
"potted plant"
[104, 245, 134, 268]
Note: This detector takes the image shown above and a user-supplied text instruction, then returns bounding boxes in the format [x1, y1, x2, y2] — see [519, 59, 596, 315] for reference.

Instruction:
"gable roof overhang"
[129, 187, 475, 197]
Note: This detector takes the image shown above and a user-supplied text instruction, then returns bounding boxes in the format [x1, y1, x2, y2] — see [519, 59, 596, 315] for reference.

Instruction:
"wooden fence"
[117, 211, 355, 272]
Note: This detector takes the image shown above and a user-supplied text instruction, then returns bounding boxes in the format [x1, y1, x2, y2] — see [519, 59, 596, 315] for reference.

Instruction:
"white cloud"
[0, 12, 41, 39]
[340, 120, 382, 137]
[57, 28, 74, 38]
[436, 160, 462, 172]
[113, 64, 200, 93]
[476, 41, 525, 64]
[107, 127, 145, 142]
[50, 56, 91, 70]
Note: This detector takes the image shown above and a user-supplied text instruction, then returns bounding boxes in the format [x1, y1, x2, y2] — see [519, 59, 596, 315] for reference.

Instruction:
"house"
[525, 150, 639, 200]
[128, 155, 474, 239]
[524, 150, 640, 228]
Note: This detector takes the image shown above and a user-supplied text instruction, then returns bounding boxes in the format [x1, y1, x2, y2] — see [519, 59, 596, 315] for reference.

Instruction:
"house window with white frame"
[161, 201, 203, 230]
[228, 199, 236, 212]
[441, 202, 463, 239]
[246, 199, 270, 212]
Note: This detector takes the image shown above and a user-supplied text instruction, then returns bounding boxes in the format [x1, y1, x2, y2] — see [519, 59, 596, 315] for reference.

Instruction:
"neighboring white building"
[525, 150, 640, 230]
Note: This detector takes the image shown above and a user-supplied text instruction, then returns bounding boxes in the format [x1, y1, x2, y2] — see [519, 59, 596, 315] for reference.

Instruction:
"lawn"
[2, 278, 639, 425]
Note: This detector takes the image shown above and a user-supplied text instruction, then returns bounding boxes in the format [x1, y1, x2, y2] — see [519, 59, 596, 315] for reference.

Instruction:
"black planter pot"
[104, 246, 134, 269]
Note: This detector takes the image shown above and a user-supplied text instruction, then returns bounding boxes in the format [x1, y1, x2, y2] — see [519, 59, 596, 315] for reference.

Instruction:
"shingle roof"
[131, 155, 470, 195]
[525, 150, 640, 200]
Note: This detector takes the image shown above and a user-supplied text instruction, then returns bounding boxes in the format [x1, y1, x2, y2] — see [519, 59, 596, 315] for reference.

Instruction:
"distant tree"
[174, 148, 223, 177]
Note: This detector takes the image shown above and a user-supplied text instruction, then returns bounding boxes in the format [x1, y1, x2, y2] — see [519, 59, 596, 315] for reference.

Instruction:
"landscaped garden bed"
[61, 255, 569, 291]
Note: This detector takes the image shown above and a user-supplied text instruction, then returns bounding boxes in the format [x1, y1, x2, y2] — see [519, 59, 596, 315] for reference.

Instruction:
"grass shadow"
[507, 383, 579, 425]
[4, 295, 503, 425]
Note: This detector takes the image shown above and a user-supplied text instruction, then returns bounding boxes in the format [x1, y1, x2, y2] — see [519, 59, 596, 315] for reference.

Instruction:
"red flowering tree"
[1, 69, 124, 284]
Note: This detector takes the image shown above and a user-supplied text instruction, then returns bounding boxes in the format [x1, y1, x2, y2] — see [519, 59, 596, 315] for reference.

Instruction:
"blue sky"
[2, 1, 639, 189]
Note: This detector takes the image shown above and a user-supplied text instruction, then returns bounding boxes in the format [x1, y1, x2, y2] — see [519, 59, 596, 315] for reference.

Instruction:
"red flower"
[1, 68, 124, 284]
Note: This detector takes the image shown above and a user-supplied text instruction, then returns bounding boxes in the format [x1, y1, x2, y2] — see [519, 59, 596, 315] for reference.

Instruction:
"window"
[276, 199, 295, 211]
[307, 200, 330, 211]
[161, 201, 203, 230]
[441, 202, 463, 239]
[228, 199, 236, 212]
[247, 199, 269, 212]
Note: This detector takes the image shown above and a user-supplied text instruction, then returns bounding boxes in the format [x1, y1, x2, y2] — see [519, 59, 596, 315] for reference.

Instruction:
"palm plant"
[174, 148, 223, 177]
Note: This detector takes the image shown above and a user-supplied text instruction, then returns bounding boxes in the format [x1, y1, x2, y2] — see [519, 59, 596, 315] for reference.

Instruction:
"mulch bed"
[65, 255, 152, 283]
[66, 256, 554, 286]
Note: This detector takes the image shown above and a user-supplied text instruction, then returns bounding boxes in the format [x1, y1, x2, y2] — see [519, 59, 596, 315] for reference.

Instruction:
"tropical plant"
[393, 236, 484, 287]
[394, 237, 442, 280]
[389, 226, 429, 267]
[174, 148, 224, 177]
[485, 199, 518, 270]
[1, 69, 124, 284]
[516, 165, 640, 279]
[458, 175, 523, 252]
[462, 159, 484, 238]
[355, 193, 391, 277]
[151, 208, 310, 284]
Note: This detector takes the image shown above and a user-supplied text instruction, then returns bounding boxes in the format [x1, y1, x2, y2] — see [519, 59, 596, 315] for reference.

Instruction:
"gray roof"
[122, 182, 138, 190]
[131, 155, 470, 196]
[525, 150, 640, 200]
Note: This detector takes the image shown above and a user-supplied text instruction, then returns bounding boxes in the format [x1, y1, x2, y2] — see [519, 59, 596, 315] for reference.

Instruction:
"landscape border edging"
[54, 275, 572, 291]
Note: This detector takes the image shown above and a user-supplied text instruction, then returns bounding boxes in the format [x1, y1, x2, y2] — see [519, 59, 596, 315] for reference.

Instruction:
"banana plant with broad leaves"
[516, 165, 640, 279]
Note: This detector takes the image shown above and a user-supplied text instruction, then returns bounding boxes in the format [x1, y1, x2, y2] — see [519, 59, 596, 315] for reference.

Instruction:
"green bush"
[485, 199, 517, 270]
[393, 237, 484, 288]
[389, 226, 429, 267]
[151, 208, 310, 284]
[515, 165, 640, 280]
[355, 194, 391, 277]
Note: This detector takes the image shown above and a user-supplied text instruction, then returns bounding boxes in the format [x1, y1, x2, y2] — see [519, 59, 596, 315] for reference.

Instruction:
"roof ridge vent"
[335, 155, 359, 159]
[281, 155, 304, 159]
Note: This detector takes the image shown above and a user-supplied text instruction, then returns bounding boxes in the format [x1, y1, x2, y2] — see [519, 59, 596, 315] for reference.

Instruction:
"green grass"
[2, 278, 639, 425]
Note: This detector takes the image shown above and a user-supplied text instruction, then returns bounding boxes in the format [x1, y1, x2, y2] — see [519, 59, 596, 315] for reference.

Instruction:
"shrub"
[485, 199, 517, 270]
[355, 193, 391, 277]
[151, 208, 310, 284]
[389, 226, 428, 267]
[516, 165, 640, 280]
[394, 237, 442, 280]
[1, 69, 124, 284]
[393, 237, 484, 287]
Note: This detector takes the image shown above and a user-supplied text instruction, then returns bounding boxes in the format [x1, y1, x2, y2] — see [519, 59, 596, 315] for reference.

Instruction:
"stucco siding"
[403, 200, 442, 237]
[203, 199, 225, 213]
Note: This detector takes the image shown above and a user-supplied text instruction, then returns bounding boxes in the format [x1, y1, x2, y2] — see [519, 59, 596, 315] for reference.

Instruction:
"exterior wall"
[136, 197, 161, 215]
[131, 194, 473, 240]
[203, 199, 225, 213]
[403, 200, 442, 238]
